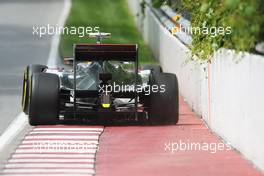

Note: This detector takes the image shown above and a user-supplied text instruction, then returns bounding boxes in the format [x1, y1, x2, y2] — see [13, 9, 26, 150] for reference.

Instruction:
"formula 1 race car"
[22, 33, 179, 125]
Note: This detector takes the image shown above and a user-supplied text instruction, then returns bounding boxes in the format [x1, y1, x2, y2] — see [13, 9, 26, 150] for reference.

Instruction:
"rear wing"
[74, 44, 138, 62]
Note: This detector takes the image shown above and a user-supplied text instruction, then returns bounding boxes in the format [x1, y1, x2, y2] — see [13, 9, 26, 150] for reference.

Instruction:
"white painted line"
[24, 135, 99, 140]
[21, 140, 99, 144]
[33, 128, 104, 131]
[11, 154, 95, 158]
[2, 168, 95, 174]
[17, 144, 98, 149]
[5, 163, 94, 169]
[8, 158, 95, 163]
[47, 0, 72, 67]
[14, 149, 97, 154]
[0, 174, 93, 176]
[0, 113, 28, 152]
[29, 131, 101, 134]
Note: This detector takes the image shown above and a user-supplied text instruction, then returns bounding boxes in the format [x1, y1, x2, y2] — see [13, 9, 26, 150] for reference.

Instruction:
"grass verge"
[59, 0, 156, 65]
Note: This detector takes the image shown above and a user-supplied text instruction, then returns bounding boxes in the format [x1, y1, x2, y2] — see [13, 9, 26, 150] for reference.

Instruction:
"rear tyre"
[22, 65, 47, 114]
[147, 72, 179, 125]
[28, 73, 60, 126]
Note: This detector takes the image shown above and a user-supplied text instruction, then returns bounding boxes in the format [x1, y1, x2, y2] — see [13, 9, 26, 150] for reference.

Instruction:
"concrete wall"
[127, 0, 264, 172]
[210, 50, 264, 170]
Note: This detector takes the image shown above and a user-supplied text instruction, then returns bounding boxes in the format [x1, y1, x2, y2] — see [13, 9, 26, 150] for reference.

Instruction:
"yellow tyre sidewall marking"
[28, 73, 32, 110]
[22, 68, 28, 111]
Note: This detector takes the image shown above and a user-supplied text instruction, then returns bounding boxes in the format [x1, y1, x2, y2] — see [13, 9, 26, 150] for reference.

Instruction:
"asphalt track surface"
[0, 1, 263, 175]
[0, 0, 64, 135]
[0, 96, 263, 175]
[96, 97, 263, 176]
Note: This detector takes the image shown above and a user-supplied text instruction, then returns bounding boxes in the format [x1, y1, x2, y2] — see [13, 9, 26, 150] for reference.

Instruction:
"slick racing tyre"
[28, 73, 60, 126]
[22, 64, 47, 114]
[147, 72, 179, 125]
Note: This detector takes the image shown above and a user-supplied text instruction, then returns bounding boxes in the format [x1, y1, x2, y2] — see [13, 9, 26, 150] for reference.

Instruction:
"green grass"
[59, 0, 155, 64]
